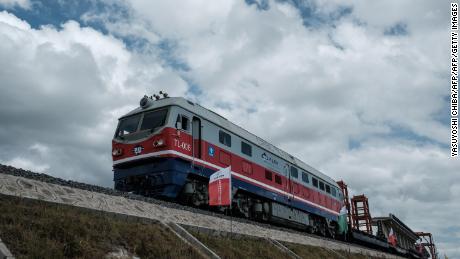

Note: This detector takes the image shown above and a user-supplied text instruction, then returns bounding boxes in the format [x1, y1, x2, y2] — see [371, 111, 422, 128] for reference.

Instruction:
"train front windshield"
[115, 108, 168, 140]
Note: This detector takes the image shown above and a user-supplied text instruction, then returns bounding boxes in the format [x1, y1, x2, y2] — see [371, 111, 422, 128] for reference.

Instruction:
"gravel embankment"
[0, 163, 317, 238]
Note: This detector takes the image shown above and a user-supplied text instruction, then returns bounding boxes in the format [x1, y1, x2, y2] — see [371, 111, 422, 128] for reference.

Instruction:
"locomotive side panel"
[185, 110, 342, 220]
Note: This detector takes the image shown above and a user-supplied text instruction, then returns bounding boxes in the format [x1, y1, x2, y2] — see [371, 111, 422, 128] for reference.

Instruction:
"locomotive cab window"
[176, 114, 189, 131]
[312, 177, 318, 188]
[290, 166, 298, 178]
[326, 184, 331, 194]
[319, 181, 325, 191]
[301, 172, 309, 183]
[331, 187, 337, 197]
[219, 130, 231, 147]
[116, 114, 141, 137]
[115, 108, 169, 141]
[241, 141, 252, 156]
[140, 109, 168, 131]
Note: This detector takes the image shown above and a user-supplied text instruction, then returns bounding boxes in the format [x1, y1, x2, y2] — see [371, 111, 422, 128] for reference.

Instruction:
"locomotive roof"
[121, 97, 338, 187]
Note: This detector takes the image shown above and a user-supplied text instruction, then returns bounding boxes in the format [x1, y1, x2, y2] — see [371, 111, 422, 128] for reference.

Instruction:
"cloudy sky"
[0, 0, 457, 256]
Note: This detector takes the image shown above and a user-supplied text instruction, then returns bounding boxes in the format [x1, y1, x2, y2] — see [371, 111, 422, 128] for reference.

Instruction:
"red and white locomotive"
[112, 93, 343, 236]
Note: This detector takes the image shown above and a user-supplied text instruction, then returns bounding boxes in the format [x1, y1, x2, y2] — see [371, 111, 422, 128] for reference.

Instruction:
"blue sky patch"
[245, 0, 270, 11]
[434, 95, 451, 126]
[279, 0, 352, 28]
[384, 22, 409, 36]
[0, 0, 99, 29]
[348, 139, 361, 150]
[157, 39, 190, 72]
[385, 123, 446, 148]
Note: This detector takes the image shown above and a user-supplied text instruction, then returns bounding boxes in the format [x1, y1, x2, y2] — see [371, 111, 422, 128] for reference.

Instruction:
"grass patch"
[186, 226, 386, 259]
[283, 241, 385, 259]
[187, 228, 287, 259]
[0, 194, 202, 259]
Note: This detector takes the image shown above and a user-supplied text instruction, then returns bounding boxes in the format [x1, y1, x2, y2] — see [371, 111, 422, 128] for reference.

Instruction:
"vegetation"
[0, 194, 201, 259]
[283, 241, 385, 259]
[188, 229, 287, 259]
[0, 193, 386, 259]
[188, 227, 386, 259]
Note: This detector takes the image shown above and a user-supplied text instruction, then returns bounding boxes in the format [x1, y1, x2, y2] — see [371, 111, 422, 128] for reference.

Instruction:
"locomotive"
[112, 93, 343, 237]
[111, 93, 436, 258]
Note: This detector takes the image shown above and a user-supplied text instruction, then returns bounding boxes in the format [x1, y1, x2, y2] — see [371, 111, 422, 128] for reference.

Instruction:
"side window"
[219, 130, 231, 147]
[275, 175, 282, 185]
[290, 166, 298, 178]
[331, 187, 337, 197]
[241, 141, 252, 157]
[326, 184, 331, 194]
[176, 115, 189, 131]
[265, 170, 273, 181]
[312, 177, 318, 188]
[319, 181, 325, 191]
[301, 172, 309, 183]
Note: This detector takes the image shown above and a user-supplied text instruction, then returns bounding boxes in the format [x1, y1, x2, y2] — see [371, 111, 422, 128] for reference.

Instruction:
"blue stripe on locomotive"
[113, 157, 338, 221]
[114, 157, 190, 197]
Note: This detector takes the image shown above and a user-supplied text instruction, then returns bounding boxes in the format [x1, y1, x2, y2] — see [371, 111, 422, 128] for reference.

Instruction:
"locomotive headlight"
[112, 148, 123, 156]
[140, 95, 154, 109]
[153, 139, 165, 147]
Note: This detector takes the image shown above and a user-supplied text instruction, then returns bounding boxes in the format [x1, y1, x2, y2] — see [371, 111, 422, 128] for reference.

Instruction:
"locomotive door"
[287, 165, 295, 202]
[284, 165, 292, 202]
[192, 117, 201, 159]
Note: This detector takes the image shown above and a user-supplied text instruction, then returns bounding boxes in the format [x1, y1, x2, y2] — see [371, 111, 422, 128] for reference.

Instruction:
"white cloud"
[29, 143, 49, 155]
[129, 0, 235, 38]
[0, 0, 30, 9]
[2, 157, 50, 173]
[0, 10, 29, 28]
[0, 10, 188, 185]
